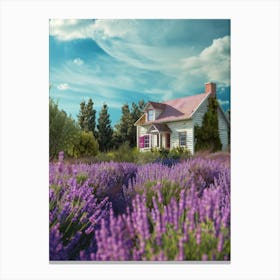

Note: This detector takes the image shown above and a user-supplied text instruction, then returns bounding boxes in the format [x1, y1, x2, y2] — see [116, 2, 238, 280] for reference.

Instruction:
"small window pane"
[147, 110, 155, 121]
[144, 135, 150, 148]
[179, 132, 186, 146]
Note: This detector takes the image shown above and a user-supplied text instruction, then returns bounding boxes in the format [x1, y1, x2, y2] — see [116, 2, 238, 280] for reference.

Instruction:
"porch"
[139, 124, 171, 150]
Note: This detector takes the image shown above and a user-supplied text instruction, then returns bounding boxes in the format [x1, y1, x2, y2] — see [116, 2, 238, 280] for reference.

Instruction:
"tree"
[77, 101, 87, 130]
[130, 100, 146, 147]
[194, 97, 222, 152]
[72, 131, 99, 157]
[114, 104, 134, 148]
[77, 98, 96, 136]
[227, 109, 230, 146]
[49, 98, 80, 160]
[131, 100, 145, 120]
[86, 98, 96, 136]
[97, 103, 113, 152]
[113, 100, 146, 148]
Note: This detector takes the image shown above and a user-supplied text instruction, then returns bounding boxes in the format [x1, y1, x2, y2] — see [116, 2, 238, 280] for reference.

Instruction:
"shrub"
[93, 152, 115, 163]
[169, 147, 192, 160]
[112, 141, 136, 162]
[73, 131, 99, 158]
[49, 99, 80, 160]
[134, 150, 160, 165]
[194, 97, 222, 152]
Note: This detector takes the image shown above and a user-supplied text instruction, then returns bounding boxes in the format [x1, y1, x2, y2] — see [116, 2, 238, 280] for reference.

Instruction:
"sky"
[49, 19, 230, 127]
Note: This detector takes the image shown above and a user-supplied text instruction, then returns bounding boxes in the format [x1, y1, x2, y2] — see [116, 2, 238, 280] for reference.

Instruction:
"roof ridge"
[162, 92, 207, 104]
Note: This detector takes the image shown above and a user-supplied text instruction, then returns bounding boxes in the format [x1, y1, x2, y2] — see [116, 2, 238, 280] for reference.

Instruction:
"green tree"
[97, 103, 113, 152]
[114, 104, 134, 148]
[77, 98, 96, 136]
[227, 109, 230, 146]
[78, 101, 87, 130]
[73, 131, 99, 157]
[194, 97, 222, 152]
[49, 98, 80, 160]
[130, 100, 146, 147]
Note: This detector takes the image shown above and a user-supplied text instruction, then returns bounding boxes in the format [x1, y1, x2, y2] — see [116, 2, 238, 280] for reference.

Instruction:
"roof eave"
[189, 92, 211, 119]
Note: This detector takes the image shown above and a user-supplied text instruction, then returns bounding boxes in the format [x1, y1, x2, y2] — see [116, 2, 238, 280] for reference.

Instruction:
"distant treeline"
[49, 98, 146, 160]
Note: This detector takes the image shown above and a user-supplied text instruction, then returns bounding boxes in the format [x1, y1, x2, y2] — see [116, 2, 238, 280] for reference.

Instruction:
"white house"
[134, 82, 230, 154]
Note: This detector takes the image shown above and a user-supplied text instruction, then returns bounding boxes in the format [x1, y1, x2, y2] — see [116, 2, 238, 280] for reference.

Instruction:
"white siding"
[193, 97, 229, 152]
[137, 122, 194, 154]
[137, 96, 229, 153]
[192, 97, 209, 126]
[139, 125, 149, 136]
[218, 108, 229, 151]
[167, 120, 194, 154]
[138, 125, 151, 151]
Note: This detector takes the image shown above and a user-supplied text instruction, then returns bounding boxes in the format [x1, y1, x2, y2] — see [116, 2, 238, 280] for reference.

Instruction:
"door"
[166, 133, 170, 149]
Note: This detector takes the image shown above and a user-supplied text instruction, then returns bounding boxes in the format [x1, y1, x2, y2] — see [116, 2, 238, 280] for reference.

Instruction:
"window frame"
[144, 135, 150, 148]
[147, 109, 155, 122]
[179, 131, 187, 147]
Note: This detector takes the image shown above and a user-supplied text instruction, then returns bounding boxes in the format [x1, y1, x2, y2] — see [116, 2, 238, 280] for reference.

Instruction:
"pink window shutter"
[139, 136, 144, 148]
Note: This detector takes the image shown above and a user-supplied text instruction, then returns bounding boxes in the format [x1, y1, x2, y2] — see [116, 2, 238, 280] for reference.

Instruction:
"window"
[144, 135, 150, 148]
[147, 110, 155, 121]
[179, 132, 187, 147]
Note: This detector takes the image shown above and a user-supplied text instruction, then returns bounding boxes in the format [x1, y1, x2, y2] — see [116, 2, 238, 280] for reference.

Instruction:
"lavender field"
[49, 152, 230, 261]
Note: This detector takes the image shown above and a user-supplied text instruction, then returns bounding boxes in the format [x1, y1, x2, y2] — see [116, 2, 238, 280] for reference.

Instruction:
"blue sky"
[49, 19, 230, 126]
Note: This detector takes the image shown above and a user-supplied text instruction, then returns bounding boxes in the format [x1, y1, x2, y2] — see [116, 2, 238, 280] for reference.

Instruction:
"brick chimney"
[205, 82, 216, 98]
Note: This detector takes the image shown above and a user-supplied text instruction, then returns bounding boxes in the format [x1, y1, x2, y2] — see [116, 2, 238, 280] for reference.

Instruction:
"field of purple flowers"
[49, 152, 230, 261]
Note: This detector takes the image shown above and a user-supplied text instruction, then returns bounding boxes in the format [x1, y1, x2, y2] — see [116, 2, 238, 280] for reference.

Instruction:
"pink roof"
[147, 92, 210, 124]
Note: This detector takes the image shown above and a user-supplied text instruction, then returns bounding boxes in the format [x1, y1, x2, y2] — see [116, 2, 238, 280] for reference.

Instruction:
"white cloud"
[50, 20, 230, 107]
[181, 36, 230, 86]
[57, 83, 69, 90]
[143, 88, 173, 101]
[73, 58, 84, 66]
[93, 19, 132, 39]
[49, 19, 94, 41]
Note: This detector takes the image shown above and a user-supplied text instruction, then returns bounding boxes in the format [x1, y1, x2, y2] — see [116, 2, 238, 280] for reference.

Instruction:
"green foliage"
[135, 180, 182, 210]
[114, 100, 146, 148]
[76, 173, 88, 185]
[158, 148, 169, 158]
[142, 219, 230, 261]
[72, 131, 99, 158]
[130, 100, 146, 147]
[114, 104, 134, 148]
[227, 109, 230, 146]
[111, 141, 136, 162]
[194, 97, 222, 152]
[134, 150, 160, 164]
[49, 98, 80, 160]
[77, 98, 96, 137]
[93, 152, 115, 163]
[169, 146, 192, 160]
[96, 103, 113, 152]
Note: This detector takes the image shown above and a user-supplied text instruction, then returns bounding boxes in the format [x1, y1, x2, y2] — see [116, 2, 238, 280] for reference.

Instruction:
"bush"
[112, 141, 136, 162]
[134, 150, 160, 165]
[72, 131, 99, 158]
[49, 99, 80, 160]
[169, 147, 192, 160]
[93, 152, 115, 163]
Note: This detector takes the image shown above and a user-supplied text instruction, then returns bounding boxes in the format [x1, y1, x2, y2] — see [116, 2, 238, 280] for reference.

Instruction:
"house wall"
[167, 120, 194, 154]
[192, 96, 229, 151]
[218, 108, 229, 151]
[137, 122, 194, 154]
[192, 97, 209, 127]
[138, 125, 150, 151]
[137, 96, 229, 154]
[146, 105, 163, 120]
